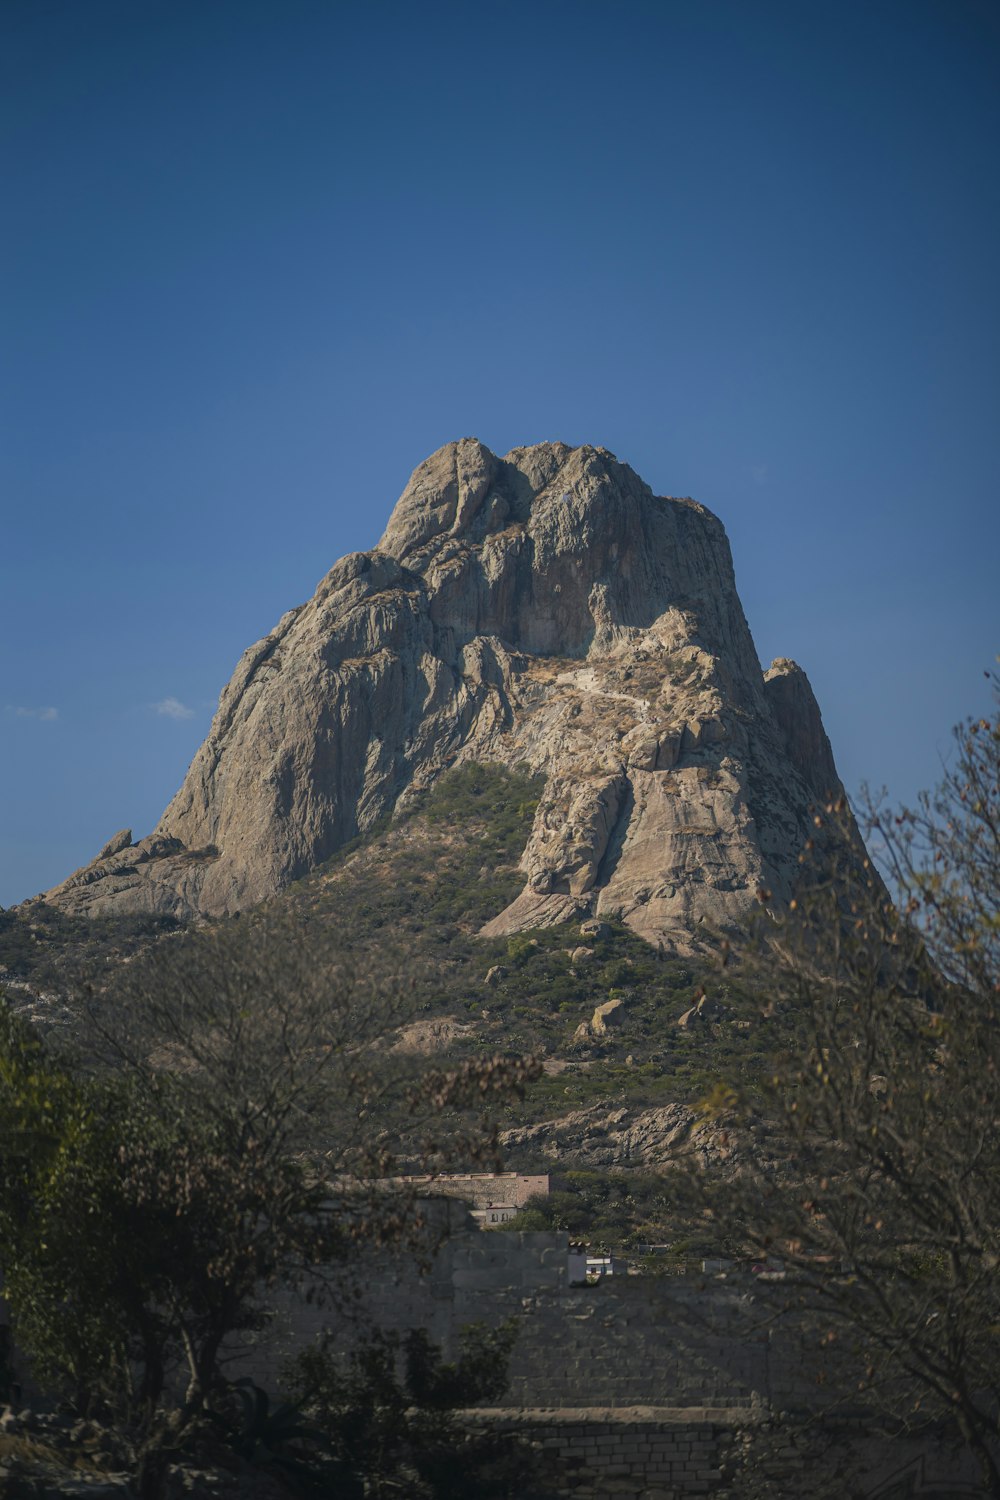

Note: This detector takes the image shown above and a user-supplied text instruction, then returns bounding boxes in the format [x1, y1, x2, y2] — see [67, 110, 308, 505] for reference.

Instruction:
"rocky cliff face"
[40, 440, 846, 954]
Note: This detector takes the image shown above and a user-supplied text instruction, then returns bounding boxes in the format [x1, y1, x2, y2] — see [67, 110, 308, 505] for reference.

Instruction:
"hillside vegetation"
[2, 762, 784, 1244]
[275, 762, 783, 1134]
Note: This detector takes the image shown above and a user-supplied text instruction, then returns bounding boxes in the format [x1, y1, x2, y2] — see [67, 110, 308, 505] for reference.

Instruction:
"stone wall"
[502, 1280, 767, 1410]
[462, 1410, 988, 1500]
[220, 1219, 992, 1497]
[3, 1215, 992, 1495]
[395, 1171, 550, 1210]
[475, 1407, 735, 1500]
[240, 1220, 825, 1415]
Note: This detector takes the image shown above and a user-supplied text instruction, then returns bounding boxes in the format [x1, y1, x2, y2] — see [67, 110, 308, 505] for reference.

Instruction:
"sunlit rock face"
[40, 439, 846, 954]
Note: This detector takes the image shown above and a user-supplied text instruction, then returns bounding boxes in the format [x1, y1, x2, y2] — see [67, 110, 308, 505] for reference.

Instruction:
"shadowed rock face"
[38, 439, 847, 953]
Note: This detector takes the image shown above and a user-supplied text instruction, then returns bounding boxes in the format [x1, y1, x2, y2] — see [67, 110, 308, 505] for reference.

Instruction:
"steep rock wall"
[40, 439, 846, 954]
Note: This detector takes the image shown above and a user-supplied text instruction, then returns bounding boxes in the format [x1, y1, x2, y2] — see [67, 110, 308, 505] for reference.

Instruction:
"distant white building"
[568, 1243, 627, 1283]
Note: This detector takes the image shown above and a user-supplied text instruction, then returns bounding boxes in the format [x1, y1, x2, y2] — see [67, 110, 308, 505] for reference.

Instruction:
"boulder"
[591, 996, 627, 1034]
[573, 993, 627, 1042]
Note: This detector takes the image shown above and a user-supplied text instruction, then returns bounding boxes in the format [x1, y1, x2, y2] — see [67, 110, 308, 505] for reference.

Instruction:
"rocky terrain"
[35, 440, 847, 959]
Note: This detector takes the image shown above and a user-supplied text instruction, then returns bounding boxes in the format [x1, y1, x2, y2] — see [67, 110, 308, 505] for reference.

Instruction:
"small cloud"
[153, 697, 195, 721]
[9, 705, 59, 722]
[750, 464, 769, 487]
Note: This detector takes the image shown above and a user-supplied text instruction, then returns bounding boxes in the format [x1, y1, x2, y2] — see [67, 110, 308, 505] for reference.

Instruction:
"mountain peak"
[376, 439, 632, 560]
[37, 442, 856, 954]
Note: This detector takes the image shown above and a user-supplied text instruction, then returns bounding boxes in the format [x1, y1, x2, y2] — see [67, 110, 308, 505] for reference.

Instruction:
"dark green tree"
[0, 910, 538, 1493]
[285, 1319, 539, 1499]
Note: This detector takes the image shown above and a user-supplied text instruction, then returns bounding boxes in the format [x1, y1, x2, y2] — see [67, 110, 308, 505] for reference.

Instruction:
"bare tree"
[692, 671, 1000, 1494]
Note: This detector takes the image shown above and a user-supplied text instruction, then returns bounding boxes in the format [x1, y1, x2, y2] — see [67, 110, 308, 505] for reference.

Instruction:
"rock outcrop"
[500, 1101, 699, 1169]
[573, 995, 628, 1044]
[37, 439, 848, 953]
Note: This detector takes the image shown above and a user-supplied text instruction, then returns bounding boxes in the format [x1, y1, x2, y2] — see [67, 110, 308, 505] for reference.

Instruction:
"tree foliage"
[0, 908, 539, 1482]
[284, 1319, 538, 1499]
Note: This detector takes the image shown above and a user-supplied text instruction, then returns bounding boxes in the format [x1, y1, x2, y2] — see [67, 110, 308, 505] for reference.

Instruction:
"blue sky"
[2, 0, 998, 906]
